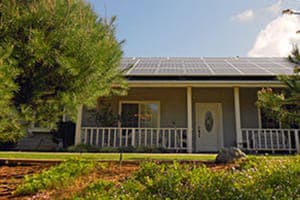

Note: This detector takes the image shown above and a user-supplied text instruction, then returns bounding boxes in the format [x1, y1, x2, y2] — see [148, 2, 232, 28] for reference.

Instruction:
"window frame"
[118, 101, 161, 128]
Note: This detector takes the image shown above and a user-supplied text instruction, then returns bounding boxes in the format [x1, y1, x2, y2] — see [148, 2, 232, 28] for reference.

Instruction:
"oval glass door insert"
[205, 111, 214, 132]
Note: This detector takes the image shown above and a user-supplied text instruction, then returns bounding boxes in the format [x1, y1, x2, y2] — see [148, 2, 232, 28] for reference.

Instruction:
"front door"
[195, 103, 223, 152]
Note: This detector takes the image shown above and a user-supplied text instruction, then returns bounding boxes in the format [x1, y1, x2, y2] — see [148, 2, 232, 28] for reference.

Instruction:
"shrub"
[73, 156, 300, 200]
[67, 144, 99, 152]
[14, 159, 98, 195]
[67, 144, 168, 153]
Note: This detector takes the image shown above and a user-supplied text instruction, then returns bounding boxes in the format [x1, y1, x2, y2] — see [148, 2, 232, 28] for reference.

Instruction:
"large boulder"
[215, 147, 246, 163]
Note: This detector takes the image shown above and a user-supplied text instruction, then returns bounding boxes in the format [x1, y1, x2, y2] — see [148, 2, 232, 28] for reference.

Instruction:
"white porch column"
[75, 105, 83, 145]
[234, 87, 242, 148]
[187, 87, 193, 153]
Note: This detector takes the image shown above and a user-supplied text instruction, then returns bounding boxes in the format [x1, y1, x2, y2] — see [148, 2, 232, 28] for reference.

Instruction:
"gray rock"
[215, 147, 246, 163]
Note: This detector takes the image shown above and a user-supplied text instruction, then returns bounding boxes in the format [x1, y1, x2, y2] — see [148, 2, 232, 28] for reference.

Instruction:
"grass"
[0, 151, 217, 161]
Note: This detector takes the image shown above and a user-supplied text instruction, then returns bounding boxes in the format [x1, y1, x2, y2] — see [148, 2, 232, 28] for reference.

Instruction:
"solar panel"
[123, 57, 295, 76]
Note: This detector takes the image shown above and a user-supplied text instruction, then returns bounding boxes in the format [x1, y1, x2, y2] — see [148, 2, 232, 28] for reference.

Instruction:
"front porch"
[75, 86, 300, 153]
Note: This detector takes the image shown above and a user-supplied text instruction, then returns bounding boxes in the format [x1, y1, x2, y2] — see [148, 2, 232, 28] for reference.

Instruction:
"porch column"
[75, 105, 83, 145]
[234, 87, 242, 148]
[187, 86, 193, 153]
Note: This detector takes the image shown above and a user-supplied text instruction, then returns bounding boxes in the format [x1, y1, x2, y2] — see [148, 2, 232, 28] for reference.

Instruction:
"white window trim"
[118, 101, 161, 128]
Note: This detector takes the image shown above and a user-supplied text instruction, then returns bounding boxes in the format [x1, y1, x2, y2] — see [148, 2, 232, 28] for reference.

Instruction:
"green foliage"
[0, 47, 24, 142]
[89, 102, 119, 127]
[14, 159, 97, 196]
[0, 0, 126, 142]
[257, 48, 300, 125]
[67, 144, 168, 153]
[73, 157, 300, 200]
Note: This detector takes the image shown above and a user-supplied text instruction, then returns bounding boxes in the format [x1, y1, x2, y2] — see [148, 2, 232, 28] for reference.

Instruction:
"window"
[120, 102, 159, 128]
[259, 108, 280, 129]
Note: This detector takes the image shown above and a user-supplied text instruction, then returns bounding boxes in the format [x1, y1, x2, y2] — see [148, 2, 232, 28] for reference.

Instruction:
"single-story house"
[76, 57, 300, 153]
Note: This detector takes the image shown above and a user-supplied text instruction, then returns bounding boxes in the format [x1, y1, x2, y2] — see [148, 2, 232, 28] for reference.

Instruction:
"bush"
[135, 146, 168, 153]
[67, 144, 99, 152]
[14, 159, 97, 195]
[67, 144, 168, 153]
[73, 156, 300, 199]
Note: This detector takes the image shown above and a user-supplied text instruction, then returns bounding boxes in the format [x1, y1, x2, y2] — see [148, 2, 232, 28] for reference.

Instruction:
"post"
[234, 87, 242, 148]
[75, 105, 83, 145]
[295, 130, 300, 153]
[187, 86, 193, 153]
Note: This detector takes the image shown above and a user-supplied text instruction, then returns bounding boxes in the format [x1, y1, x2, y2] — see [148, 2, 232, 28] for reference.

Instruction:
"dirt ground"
[0, 163, 53, 200]
[0, 161, 235, 200]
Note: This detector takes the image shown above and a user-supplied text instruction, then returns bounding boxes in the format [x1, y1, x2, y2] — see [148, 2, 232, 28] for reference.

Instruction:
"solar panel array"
[121, 57, 296, 76]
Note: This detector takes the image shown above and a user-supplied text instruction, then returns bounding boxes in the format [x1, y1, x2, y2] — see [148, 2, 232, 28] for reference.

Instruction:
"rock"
[215, 147, 246, 163]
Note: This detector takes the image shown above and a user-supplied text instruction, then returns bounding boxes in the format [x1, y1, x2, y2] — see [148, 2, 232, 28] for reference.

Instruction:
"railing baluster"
[288, 130, 292, 153]
[150, 128, 153, 147]
[125, 129, 128, 147]
[131, 128, 135, 147]
[174, 129, 177, 150]
[101, 129, 104, 147]
[119, 128, 123, 147]
[84, 128, 88, 144]
[96, 129, 99, 146]
[281, 131, 286, 150]
[156, 128, 159, 146]
[90, 129, 94, 145]
[276, 130, 280, 150]
[257, 130, 261, 150]
[107, 128, 110, 147]
[245, 130, 249, 150]
[270, 130, 274, 153]
[180, 129, 183, 149]
[113, 129, 116, 148]
[138, 129, 141, 146]
[162, 129, 166, 148]
[168, 129, 171, 149]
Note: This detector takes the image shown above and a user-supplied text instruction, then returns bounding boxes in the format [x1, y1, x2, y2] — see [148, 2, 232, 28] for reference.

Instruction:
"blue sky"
[87, 0, 300, 57]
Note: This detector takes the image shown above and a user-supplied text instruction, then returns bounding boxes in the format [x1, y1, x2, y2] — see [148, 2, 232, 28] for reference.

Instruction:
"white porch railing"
[81, 127, 188, 150]
[241, 129, 300, 153]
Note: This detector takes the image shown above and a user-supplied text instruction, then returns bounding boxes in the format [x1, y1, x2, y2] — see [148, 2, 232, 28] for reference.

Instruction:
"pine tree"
[0, 0, 127, 142]
[257, 48, 300, 127]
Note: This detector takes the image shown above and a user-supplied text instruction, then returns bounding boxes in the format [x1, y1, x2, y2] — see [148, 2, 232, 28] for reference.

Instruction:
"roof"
[120, 57, 296, 77]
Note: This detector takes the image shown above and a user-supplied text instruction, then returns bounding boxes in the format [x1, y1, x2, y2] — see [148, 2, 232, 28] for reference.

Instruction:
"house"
[76, 57, 300, 153]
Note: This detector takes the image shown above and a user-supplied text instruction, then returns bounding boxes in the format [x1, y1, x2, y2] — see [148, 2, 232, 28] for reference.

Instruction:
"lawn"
[0, 151, 217, 161]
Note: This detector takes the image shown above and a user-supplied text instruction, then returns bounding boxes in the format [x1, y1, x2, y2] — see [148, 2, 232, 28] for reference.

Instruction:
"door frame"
[195, 102, 224, 152]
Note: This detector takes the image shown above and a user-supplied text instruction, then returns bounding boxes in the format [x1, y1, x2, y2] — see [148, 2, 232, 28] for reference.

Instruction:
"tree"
[0, 0, 127, 142]
[257, 48, 300, 127]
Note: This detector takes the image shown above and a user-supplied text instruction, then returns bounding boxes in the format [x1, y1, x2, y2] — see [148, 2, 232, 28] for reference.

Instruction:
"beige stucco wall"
[81, 87, 261, 150]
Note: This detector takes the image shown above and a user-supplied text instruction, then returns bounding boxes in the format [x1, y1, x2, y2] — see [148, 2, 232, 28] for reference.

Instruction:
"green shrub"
[67, 144, 99, 152]
[67, 144, 168, 153]
[15, 159, 97, 196]
[73, 156, 300, 200]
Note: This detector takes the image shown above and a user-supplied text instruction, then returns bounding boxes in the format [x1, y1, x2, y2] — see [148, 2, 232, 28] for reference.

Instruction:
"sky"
[87, 0, 300, 57]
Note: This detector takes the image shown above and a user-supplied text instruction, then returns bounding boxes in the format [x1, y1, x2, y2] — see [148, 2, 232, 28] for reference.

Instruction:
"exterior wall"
[81, 87, 261, 151]
[240, 88, 260, 128]
[82, 88, 187, 128]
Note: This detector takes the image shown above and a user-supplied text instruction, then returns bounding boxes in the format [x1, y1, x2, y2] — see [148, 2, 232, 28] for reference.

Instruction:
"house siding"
[240, 88, 260, 128]
[81, 87, 261, 151]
